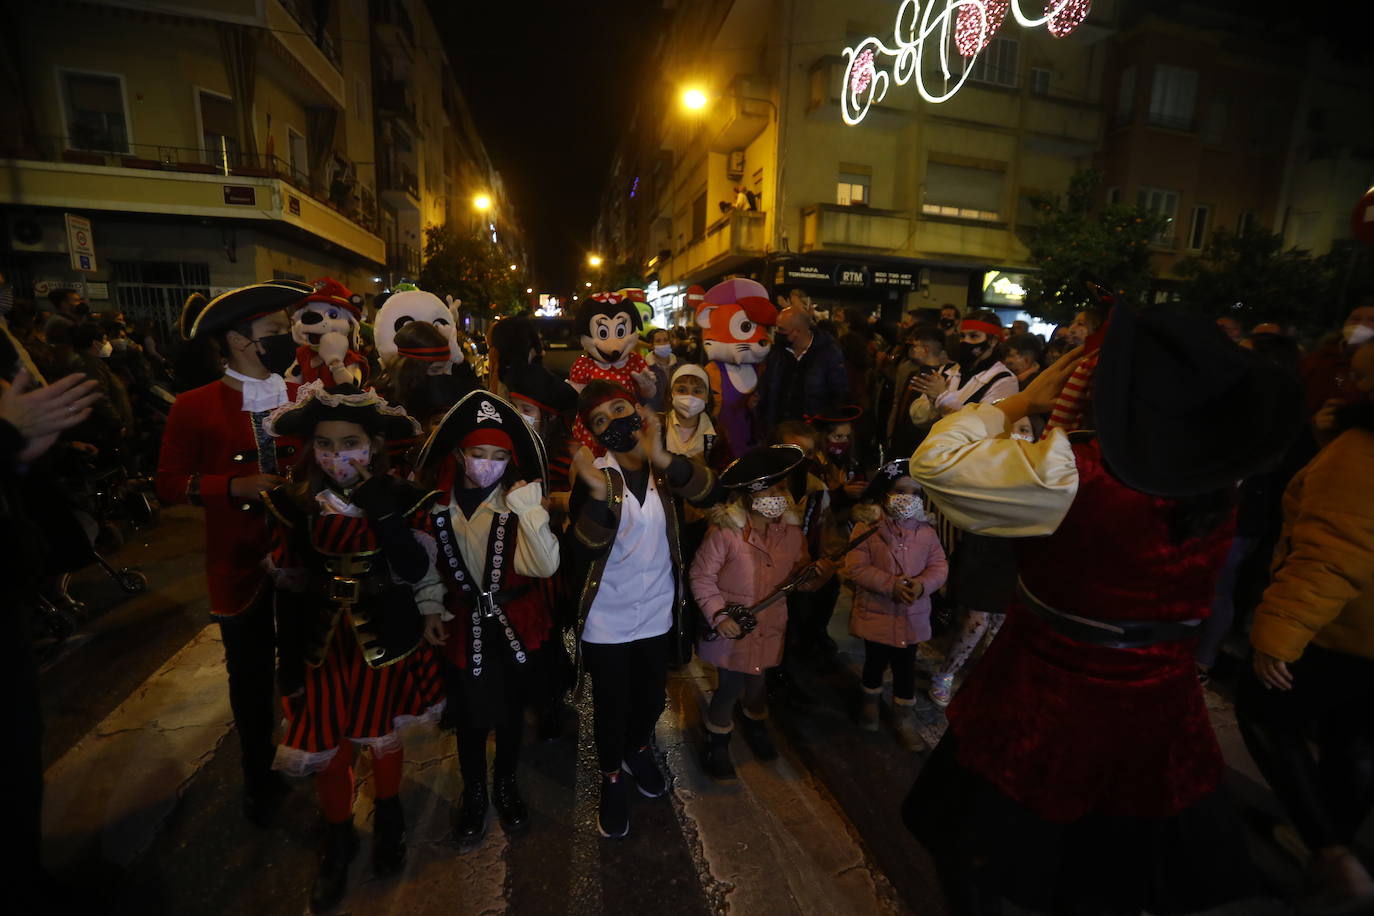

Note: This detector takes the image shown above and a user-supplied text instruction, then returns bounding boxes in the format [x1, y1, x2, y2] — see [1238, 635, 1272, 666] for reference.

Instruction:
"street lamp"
[509, 263, 517, 271]
[584, 281, 591, 288]
[587, 254, 603, 268]
[682, 87, 708, 110]
[473, 193, 492, 211]
[525, 287, 533, 293]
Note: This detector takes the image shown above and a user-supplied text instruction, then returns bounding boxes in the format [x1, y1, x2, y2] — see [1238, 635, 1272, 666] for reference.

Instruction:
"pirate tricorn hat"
[416, 388, 548, 481]
[263, 380, 420, 442]
[180, 280, 314, 340]
[719, 444, 807, 492]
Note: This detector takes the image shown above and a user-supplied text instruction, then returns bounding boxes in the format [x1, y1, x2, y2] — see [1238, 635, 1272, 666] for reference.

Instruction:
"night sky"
[433, 0, 666, 294]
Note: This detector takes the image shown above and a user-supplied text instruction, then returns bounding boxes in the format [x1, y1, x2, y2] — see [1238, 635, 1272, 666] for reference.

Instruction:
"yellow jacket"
[1251, 427, 1374, 662]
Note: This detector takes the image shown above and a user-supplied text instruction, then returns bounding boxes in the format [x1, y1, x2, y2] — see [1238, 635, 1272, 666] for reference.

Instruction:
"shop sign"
[872, 269, 916, 288]
[223, 185, 256, 206]
[982, 270, 1030, 306]
[834, 264, 870, 287]
[782, 263, 832, 284]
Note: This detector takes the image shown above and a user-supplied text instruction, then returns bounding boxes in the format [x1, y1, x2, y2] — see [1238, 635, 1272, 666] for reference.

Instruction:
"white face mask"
[1344, 323, 1374, 347]
[465, 456, 508, 488]
[673, 394, 705, 418]
[1011, 431, 1035, 442]
[751, 494, 788, 519]
[654, 344, 673, 359]
[886, 493, 925, 520]
[98, 340, 113, 358]
[317, 445, 371, 488]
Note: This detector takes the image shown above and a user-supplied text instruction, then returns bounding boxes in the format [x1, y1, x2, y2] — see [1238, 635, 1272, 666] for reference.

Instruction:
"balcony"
[377, 80, 418, 126]
[371, 0, 416, 49]
[661, 210, 765, 286]
[265, 0, 345, 108]
[801, 204, 911, 253]
[0, 139, 383, 264]
[706, 77, 774, 154]
[379, 162, 420, 209]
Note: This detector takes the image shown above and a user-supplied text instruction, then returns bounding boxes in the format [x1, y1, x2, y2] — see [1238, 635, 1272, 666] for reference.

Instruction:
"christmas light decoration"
[955, 0, 1008, 57]
[841, 0, 1088, 125]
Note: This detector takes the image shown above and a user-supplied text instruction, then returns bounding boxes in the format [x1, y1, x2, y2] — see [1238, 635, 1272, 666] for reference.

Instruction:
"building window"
[1115, 65, 1135, 126]
[923, 161, 1004, 222]
[60, 70, 129, 153]
[1147, 65, 1198, 131]
[967, 37, 1018, 88]
[1187, 204, 1210, 250]
[287, 127, 308, 184]
[1030, 67, 1052, 95]
[198, 90, 239, 169]
[1138, 187, 1180, 246]
[1105, 186, 1120, 205]
[837, 170, 870, 206]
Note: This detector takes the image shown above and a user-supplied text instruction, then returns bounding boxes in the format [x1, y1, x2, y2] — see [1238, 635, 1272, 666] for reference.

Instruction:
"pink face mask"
[465, 456, 508, 489]
[316, 446, 371, 487]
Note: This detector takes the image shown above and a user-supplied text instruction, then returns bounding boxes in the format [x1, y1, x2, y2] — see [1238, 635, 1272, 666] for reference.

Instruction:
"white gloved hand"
[630, 367, 657, 399]
[505, 479, 545, 514]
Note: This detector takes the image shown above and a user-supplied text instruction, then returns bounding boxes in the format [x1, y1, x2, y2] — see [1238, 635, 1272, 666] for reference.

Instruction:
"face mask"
[98, 340, 113, 358]
[954, 340, 989, 368]
[673, 394, 705, 418]
[1344, 324, 1374, 348]
[887, 493, 925, 520]
[465, 456, 508, 488]
[751, 495, 788, 519]
[518, 411, 539, 428]
[595, 413, 642, 453]
[826, 441, 850, 458]
[939, 317, 955, 331]
[654, 344, 673, 359]
[316, 445, 371, 487]
[254, 332, 298, 376]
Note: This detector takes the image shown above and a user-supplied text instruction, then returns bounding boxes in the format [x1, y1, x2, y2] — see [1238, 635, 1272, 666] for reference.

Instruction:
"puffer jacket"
[691, 502, 809, 674]
[1251, 426, 1374, 663]
[843, 509, 948, 648]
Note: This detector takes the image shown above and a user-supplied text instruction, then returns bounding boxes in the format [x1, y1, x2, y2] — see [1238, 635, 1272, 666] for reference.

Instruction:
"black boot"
[309, 818, 359, 913]
[452, 781, 488, 850]
[242, 770, 288, 828]
[371, 795, 407, 877]
[492, 771, 530, 834]
[737, 714, 778, 762]
[700, 729, 736, 781]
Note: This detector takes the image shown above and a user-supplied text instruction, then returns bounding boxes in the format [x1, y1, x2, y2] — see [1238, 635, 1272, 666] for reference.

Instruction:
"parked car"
[532, 318, 582, 379]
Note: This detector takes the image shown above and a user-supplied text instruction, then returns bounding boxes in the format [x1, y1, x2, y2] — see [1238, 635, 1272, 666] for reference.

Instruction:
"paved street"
[37, 507, 1351, 915]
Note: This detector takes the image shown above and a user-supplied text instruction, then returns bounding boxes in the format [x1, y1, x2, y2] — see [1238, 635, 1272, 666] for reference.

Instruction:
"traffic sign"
[65, 213, 97, 272]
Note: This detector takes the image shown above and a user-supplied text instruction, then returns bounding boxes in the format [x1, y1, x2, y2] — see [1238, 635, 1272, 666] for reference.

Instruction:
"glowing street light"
[587, 254, 603, 268]
[525, 287, 533, 293]
[584, 281, 592, 287]
[509, 263, 517, 271]
[682, 87, 708, 110]
[472, 193, 492, 211]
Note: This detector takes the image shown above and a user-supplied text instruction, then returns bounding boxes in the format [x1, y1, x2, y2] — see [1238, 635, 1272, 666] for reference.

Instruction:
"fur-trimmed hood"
[707, 499, 802, 531]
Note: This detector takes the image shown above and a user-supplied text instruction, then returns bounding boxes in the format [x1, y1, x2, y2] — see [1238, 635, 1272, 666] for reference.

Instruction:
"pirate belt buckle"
[329, 576, 361, 605]
[477, 590, 500, 619]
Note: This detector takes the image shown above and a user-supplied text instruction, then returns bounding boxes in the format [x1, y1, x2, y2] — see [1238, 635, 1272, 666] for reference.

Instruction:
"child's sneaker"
[597, 772, 630, 838]
[929, 672, 955, 707]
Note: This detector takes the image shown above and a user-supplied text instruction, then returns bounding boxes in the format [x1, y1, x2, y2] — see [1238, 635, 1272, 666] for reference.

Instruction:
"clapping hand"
[0, 369, 103, 465]
[572, 446, 608, 500]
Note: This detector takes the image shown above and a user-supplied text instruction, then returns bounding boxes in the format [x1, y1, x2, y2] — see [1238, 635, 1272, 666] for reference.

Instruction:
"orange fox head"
[695, 279, 777, 367]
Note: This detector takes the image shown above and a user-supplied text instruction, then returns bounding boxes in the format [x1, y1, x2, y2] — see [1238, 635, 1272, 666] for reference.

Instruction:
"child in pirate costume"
[411, 390, 559, 849]
[260, 382, 445, 913]
[155, 280, 310, 825]
[568, 380, 720, 838]
[690, 445, 831, 780]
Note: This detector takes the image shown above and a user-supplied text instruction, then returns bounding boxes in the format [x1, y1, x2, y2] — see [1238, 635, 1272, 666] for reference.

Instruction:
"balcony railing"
[802, 203, 911, 252]
[662, 209, 765, 285]
[379, 162, 420, 200]
[275, 0, 341, 68]
[2, 136, 379, 235]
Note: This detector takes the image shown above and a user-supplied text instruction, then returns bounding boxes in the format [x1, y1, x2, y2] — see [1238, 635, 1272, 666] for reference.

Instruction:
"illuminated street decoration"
[841, 0, 1091, 125]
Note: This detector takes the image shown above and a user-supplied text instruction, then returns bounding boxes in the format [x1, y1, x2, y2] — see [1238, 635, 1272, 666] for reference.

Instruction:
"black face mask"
[954, 339, 989, 371]
[254, 332, 298, 376]
[938, 317, 956, 331]
[596, 414, 642, 453]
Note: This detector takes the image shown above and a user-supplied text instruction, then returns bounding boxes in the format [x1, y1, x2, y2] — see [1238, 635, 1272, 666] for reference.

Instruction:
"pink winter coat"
[844, 515, 948, 648]
[691, 505, 810, 674]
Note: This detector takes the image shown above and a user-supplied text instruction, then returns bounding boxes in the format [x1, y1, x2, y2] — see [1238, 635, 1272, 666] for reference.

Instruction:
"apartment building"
[595, 0, 1119, 324]
[0, 0, 520, 336]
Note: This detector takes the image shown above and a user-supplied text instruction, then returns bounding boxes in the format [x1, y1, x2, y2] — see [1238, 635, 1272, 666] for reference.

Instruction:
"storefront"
[767, 255, 918, 321]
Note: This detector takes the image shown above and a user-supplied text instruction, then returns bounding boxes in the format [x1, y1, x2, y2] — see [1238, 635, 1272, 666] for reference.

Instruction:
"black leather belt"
[472, 584, 532, 618]
[1017, 578, 1202, 649]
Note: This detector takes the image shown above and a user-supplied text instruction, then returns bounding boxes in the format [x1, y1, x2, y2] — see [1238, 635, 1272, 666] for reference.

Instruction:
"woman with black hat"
[568, 379, 720, 838]
[259, 381, 447, 913]
[903, 305, 1304, 915]
[411, 389, 559, 849]
[690, 444, 828, 779]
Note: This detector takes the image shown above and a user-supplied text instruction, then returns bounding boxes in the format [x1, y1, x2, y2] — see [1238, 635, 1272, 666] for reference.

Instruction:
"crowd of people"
[2, 269, 1373, 915]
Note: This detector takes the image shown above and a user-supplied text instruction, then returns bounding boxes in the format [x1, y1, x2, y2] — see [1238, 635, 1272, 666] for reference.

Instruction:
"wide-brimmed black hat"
[720, 444, 807, 492]
[861, 459, 918, 502]
[506, 363, 577, 415]
[183, 280, 315, 340]
[416, 388, 548, 481]
[264, 380, 420, 442]
[1092, 305, 1303, 498]
[804, 405, 863, 426]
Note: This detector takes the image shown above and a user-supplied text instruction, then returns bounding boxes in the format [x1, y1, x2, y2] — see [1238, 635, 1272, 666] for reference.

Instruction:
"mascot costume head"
[288, 277, 368, 386]
[566, 291, 659, 455]
[693, 277, 778, 459]
[375, 283, 464, 366]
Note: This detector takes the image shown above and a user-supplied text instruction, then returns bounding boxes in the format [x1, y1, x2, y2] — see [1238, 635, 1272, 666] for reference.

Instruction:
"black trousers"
[861, 641, 918, 700]
[1236, 644, 1374, 850]
[582, 633, 670, 774]
[217, 589, 278, 793]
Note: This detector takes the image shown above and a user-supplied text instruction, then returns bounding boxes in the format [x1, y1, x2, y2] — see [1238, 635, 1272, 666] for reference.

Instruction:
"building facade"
[0, 0, 521, 337]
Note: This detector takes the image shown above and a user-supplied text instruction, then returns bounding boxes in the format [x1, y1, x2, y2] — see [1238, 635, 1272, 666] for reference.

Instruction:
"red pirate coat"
[156, 378, 300, 616]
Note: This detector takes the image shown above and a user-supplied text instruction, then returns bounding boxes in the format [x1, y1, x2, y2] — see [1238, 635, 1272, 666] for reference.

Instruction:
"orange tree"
[420, 223, 525, 316]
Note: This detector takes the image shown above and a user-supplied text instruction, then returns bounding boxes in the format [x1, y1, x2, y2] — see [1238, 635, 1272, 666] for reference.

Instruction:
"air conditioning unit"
[7, 212, 68, 253]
